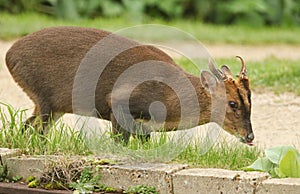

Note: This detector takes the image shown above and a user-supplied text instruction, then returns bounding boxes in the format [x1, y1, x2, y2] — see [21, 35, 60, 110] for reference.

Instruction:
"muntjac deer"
[5, 26, 254, 145]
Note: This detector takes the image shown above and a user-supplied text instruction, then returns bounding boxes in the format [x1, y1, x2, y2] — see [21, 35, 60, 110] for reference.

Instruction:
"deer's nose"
[246, 133, 254, 142]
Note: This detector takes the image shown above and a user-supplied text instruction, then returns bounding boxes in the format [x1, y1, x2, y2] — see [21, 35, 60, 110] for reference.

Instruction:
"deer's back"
[5, 26, 181, 118]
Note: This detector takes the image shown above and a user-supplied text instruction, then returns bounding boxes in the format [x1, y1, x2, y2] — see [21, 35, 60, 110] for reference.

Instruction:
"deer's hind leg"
[110, 112, 151, 144]
[24, 106, 37, 124]
[131, 119, 151, 143]
[110, 112, 131, 144]
[24, 104, 62, 135]
[24, 107, 39, 132]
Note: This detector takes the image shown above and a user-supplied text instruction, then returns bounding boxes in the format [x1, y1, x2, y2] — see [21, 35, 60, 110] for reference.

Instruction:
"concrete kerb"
[6, 156, 50, 181]
[256, 178, 300, 194]
[99, 163, 188, 194]
[0, 148, 21, 164]
[1, 149, 300, 194]
[4, 155, 188, 194]
[172, 168, 269, 194]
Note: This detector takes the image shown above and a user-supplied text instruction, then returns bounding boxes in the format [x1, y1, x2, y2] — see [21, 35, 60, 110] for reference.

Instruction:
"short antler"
[208, 58, 227, 81]
[236, 56, 247, 78]
[236, 56, 250, 91]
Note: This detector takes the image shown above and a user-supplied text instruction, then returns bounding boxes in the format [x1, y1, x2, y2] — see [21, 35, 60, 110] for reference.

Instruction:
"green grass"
[176, 142, 261, 170]
[177, 57, 300, 95]
[0, 12, 132, 40]
[1, 12, 300, 44]
[0, 102, 90, 155]
[0, 102, 260, 170]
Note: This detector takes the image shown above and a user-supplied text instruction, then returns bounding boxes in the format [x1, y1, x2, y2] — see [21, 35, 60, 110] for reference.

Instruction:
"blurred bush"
[0, 0, 300, 26]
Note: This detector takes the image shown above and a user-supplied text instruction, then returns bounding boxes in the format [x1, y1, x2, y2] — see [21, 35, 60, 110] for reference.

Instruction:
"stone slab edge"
[0, 148, 21, 164]
[172, 168, 269, 194]
[2, 154, 300, 194]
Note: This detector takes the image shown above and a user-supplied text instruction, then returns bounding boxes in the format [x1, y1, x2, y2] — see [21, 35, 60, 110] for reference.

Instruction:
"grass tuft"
[0, 102, 90, 155]
[176, 141, 261, 170]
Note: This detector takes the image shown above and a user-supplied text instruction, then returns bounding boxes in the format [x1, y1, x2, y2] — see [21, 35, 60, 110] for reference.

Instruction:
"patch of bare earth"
[1, 40, 300, 149]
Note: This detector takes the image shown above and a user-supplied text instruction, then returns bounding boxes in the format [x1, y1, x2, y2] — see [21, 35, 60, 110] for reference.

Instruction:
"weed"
[40, 157, 87, 190]
[27, 179, 38, 188]
[0, 164, 9, 182]
[39, 156, 121, 193]
[26, 175, 36, 183]
[124, 185, 158, 194]
[69, 166, 101, 193]
[0, 163, 22, 182]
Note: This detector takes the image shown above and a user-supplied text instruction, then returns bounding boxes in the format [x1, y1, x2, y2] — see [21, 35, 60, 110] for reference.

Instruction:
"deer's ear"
[221, 65, 233, 78]
[201, 70, 217, 93]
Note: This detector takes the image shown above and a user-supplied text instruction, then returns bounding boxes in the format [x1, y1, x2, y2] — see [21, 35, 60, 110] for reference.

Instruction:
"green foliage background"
[0, 0, 300, 26]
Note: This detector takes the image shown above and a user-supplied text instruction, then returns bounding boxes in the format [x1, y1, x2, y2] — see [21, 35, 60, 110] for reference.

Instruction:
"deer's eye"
[229, 101, 238, 110]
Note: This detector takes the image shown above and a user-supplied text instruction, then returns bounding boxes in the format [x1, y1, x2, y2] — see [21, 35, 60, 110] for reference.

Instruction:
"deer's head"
[201, 56, 254, 145]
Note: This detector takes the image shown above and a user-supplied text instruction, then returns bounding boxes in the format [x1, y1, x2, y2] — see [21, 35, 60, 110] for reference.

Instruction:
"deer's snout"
[246, 132, 254, 142]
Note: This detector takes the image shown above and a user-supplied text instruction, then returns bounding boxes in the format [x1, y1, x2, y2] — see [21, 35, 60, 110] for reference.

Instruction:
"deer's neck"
[163, 74, 212, 130]
[189, 75, 212, 125]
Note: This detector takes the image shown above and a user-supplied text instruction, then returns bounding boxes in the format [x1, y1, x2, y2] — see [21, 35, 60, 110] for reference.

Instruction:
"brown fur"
[5, 26, 254, 144]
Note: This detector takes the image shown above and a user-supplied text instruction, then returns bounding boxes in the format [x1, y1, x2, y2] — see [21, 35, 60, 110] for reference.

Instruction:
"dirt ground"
[1, 40, 300, 149]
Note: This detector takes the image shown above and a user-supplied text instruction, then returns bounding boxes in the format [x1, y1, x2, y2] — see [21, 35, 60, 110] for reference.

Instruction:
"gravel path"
[1, 40, 300, 149]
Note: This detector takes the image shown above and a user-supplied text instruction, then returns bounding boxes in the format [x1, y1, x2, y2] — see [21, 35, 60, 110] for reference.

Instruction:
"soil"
[1, 40, 300, 149]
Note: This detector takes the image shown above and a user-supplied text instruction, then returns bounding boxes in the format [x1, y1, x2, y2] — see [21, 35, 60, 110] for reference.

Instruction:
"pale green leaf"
[265, 146, 296, 165]
[274, 167, 287, 178]
[243, 157, 273, 172]
[279, 149, 300, 178]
